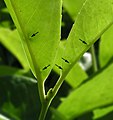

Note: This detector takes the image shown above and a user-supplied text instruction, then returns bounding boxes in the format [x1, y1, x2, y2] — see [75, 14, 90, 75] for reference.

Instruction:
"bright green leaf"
[0, 21, 11, 28]
[66, 63, 88, 88]
[58, 61, 113, 119]
[63, 0, 85, 20]
[93, 105, 113, 119]
[4, 0, 62, 81]
[51, 108, 68, 120]
[61, 0, 113, 80]
[54, 41, 88, 88]
[99, 25, 113, 67]
[0, 28, 29, 69]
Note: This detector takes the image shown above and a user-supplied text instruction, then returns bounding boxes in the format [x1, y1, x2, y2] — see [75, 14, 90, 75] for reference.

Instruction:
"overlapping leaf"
[63, 0, 86, 20]
[93, 105, 113, 119]
[54, 41, 88, 88]
[99, 25, 113, 67]
[58, 61, 113, 119]
[0, 28, 29, 69]
[60, 0, 113, 80]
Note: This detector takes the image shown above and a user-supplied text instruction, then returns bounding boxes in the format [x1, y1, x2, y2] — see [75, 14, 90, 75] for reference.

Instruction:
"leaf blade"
[99, 25, 113, 67]
[0, 28, 29, 69]
[4, 0, 62, 81]
[61, 0, 113, 79]
[58, 61, 113, 119]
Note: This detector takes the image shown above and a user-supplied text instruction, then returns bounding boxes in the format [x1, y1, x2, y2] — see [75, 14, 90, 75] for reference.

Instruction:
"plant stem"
[91, 45, 98, 72]
[52, 76, 64, 97]
[38, 44, 98, 119]
[37, 81, 45, 103]
[39, 100, 50, 120]
[38, 76, 64, 120]
[38, 44, 99, 119]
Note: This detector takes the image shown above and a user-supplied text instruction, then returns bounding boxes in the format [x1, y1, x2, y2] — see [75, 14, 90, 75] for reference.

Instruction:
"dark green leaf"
[58, 61, 113, 119]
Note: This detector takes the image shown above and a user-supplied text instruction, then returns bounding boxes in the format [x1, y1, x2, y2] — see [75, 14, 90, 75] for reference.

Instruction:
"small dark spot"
[55, 64, 63, 70]
[62, 58, 70, 63]
[31, 32, 39, 37]
[79, 39, 87, 45]
[42, 64, 50, 70]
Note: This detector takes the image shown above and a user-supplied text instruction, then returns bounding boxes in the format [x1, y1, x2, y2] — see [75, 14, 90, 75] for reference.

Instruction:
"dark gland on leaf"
[42, 64, 50, 70]
[55, 64, 63, 70]
[31, 32, 39, 37]
[79, 39, 87, 45]
[62, 58, 70, 63]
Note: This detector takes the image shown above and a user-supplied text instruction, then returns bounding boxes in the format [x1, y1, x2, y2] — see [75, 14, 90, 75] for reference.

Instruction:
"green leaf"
[54, 41, 88, 88]
[0, 75, 40, 120]
[0, 28, 29, 69]
[2, 102, 21, 120]
[61, 0, 113, 80]
[99, 25, 113, 67]
[63, 0, 85, 20]
[0, 65, 27, 76]
[66, 63, 88, 88]
[50, 108, 68, 120]
[58, 61, 113, 119]
[1, 8, 9, 13]
[0, 65, 37, 83]
[4, 0, 62, 81]
[93, 105, 113, 120]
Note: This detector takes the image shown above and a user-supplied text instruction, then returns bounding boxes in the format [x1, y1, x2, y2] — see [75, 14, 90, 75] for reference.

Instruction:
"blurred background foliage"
[0, 0, 113, 120]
